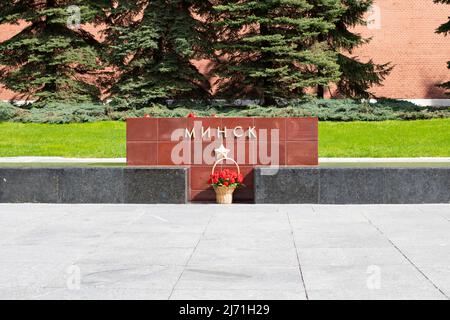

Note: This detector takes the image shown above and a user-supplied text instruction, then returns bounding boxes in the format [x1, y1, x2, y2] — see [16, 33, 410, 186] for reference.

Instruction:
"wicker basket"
[211, 157, 240, 204]
[213, 185, 236, 204]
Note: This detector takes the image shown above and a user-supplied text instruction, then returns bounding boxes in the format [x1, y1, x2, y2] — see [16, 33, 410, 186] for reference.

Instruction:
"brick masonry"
[0, 0, 449, 100]
[348, 0, 450, 99]
[126, 117, 319, 202]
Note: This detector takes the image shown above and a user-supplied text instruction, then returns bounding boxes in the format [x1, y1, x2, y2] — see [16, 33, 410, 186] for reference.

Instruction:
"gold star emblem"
[214, 144, 230, 160]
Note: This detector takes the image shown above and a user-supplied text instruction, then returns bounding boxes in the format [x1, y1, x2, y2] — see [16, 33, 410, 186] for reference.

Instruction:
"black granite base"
[2, 166, 448, 204]
[255, 167, 450, 204]
[0, 167, 188, 204]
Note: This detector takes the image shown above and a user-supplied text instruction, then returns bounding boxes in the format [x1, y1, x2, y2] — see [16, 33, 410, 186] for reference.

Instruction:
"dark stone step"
[255, 167, 450, 204]
[0, 167, 188, 204]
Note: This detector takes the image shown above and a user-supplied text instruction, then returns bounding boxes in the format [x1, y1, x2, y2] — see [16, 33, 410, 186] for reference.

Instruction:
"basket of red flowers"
[208, 159, 244, 204]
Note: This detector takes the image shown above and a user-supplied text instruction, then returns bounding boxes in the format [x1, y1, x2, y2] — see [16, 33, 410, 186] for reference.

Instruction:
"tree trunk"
[259, 14, 272, 107]
[43, 0, 58, 94]
[317, 85, 325, 99]
[316, 33, 326, 99]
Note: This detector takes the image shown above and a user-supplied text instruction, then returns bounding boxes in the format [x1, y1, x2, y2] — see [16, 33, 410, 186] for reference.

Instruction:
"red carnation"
[187, 113, 196, 118]
[208, 169, 244, 188]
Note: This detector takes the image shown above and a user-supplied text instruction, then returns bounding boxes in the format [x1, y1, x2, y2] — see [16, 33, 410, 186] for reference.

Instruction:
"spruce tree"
[0, 1, 108, 105]
[212, 0, 343, 105]
[107, 0, 213, 106]
[434, 0, 449, 93]
[323, 0, 392, 98]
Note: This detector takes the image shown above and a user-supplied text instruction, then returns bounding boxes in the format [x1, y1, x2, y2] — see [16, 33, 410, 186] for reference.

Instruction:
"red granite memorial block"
[286, 141, 318, 166]
[126, 117, 318, 202]
[190, 166, 215, 190]
[158, 118, 188, 141]
[126, 118, 158, 141]
[254, 118, 286, 141]
[190, 189, 216, 202]
[127, 141, 158, 166]
[286, 118, 318, 141]
[187, 117, 222, 134]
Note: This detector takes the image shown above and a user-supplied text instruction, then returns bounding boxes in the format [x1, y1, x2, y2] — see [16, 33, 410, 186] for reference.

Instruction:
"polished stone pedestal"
[0, 167, 188, 204]
[255, 167, 450, 204]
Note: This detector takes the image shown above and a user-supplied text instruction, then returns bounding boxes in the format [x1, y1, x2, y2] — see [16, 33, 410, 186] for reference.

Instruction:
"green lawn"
[0, 119, 449, 158]
[0, 122, 126, 158]
[319, 119, 450, 157]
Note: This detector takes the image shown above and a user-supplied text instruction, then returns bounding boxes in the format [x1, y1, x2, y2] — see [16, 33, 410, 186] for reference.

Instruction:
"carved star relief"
[214, 144, 230, 160]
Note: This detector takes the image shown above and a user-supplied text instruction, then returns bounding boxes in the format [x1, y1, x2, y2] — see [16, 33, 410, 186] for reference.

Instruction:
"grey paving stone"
[100, 232, 202, 249]
[362, 206, 448, 224]
[293, 229, 392, 249]
[369, 218, 449, 234]
[297, 247, 408, 267]
[301, 264, 439, 292]
[7, 224, 107, 247]
[0, 244, 88, 263]
[416, 265, 450, 297]
[211, 208, 290, 224]
[199, 235, 294, 249]
[0, 262, 67, 289]
[77, 246, 195, 266]
[124, 211, 210, 234]
[290, 206, 368, 223]
[387, 230, 450, 247]
[0, 286, 57, 300]
[205, 211, 291, 236]
[291, 222, 376, 234]
[0, 204, 449, 300]
[170, 289, 307, 300]
[34, 288, 172, 300]
[307, 287, 446, 300]
[175, 267, 304, 291]
[361, 204, 424, 217]
[45, 264, 184, 291]
[415, 204, 450, 221]
[398, 246, 450, 267]
[124, 221, 207, 234]
[188, 241, 298, 267]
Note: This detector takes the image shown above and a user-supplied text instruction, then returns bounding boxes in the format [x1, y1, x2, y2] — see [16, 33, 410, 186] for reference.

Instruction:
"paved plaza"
[0, 204, 448, 300]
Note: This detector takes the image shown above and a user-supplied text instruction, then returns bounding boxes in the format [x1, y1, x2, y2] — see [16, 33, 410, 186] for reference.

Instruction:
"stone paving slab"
[175, 266, 304, 291]
[0, 203, 448, 300]
[170, 289, 307, 300]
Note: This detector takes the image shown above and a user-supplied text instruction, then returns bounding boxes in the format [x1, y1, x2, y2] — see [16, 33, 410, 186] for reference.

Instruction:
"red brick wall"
[350, 0, 450, 99]
[0, 23, 27, 101]
[1, 0, 449, 100]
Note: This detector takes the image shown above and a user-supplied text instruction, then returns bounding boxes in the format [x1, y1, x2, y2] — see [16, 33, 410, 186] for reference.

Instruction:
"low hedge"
[0, 99, 449, 123]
